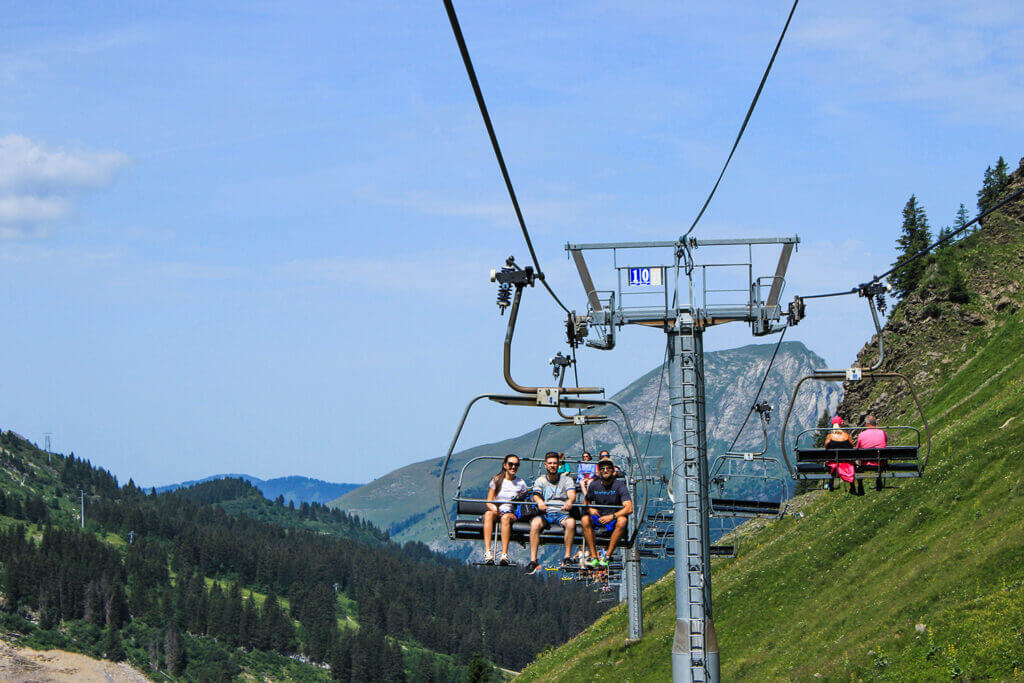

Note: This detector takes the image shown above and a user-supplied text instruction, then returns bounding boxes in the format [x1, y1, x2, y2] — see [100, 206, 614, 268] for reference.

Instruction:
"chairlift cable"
[570, 344, 587, 449]
[799, 184, 1024, 301]
[727, 326, 787, 452]
[642, 339, 670, 460]
[442, 0, 570, 315]
[682, 0, 800, 239]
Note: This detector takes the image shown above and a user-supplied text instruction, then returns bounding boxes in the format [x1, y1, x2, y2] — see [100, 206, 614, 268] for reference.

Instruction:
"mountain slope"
[332, 341, 840, 556]
[517, 162, 1024, 680]
[0, 430, 604, 680]
[155, 473, 361, 505]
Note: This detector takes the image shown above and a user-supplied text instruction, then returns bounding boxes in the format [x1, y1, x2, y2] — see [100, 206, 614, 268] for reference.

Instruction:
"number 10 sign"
[627, 267, 662, 286]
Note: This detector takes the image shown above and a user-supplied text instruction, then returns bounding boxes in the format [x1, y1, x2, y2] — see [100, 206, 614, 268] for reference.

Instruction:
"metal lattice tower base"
[669, 324, 718, 683]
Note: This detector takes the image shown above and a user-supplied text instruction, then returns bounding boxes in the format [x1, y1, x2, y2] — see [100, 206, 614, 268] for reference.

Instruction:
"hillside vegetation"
[0, 436, 604, 681]
[518, 163, 1024, 681]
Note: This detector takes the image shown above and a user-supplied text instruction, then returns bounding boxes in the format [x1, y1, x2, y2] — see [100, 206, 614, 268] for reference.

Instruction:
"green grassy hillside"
[518, 169, 1024, 681]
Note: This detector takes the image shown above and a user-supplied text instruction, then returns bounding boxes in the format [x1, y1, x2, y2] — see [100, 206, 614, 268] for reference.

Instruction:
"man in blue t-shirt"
[581, 456, 633, 568]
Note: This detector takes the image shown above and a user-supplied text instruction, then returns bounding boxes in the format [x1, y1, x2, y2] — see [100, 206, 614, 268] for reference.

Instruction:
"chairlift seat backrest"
[795, 446, 919, 462]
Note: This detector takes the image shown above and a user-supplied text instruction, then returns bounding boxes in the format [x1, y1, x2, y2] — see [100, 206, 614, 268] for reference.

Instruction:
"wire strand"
[442, 0, 570, 314]
[642, 339, 670, 460]
[683, 0, 799, 239]
[727, 326, 787, 452]
[570, 344, 587, 449]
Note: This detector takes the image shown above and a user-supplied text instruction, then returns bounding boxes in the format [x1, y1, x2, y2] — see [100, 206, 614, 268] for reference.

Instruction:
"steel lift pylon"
[566, 236, 797, 683]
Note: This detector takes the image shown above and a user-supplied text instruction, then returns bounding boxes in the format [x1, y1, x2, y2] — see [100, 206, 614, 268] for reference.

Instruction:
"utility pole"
[80, 490, 85, 530]
[567, 236, 797, 682]
[44, 432, 51, 464]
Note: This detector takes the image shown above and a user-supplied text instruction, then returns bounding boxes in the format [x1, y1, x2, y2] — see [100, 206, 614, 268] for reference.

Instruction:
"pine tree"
[936, 250, 970, 304]
[147, 638, 160, 672]
[239, 595, 258, 649]
[414, 654, 436, 683]
[330, 636, 352, 681]
[103, 625, 126, 662]
[954, 203, 970, 235]
[105, 580, 128, 630]
[383, 639, 406, 682]
[462, 653, 491, 683]
[165, 626, 184, 676]
[977, 156, 1010, 224]
[889, 195, 933, 299]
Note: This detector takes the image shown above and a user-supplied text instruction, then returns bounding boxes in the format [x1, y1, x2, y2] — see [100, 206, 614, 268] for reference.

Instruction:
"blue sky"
[0, 1, 1020, 486]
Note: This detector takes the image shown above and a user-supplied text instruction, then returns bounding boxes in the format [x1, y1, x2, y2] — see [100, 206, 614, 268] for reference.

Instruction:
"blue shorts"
[590, 514, 615, 533]
[544, 510, 570, 526]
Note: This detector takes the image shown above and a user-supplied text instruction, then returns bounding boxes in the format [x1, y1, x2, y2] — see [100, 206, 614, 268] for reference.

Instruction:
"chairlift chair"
[709, 405, 788, 520]
[779, 290, 931, 484]
[440, 394, 649, 551]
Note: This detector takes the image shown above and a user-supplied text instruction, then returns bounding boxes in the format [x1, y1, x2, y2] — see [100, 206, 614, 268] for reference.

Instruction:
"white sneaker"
[484, 551, 494, 565]
[499, 553, 510, 566]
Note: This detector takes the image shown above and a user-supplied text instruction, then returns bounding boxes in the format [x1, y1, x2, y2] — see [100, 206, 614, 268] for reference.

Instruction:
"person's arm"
[531, 480, 547, 509]
[563, 487, 576, 510]
[486, 482, 498, 513]
[599, 482, 633, 523]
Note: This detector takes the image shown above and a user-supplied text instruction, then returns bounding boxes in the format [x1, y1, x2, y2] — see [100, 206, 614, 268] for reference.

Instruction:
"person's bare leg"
[529, 516, 544, 562]
[580, 514, 597, 557]
[605, 516, 628, 556]
[482, 510, 497, 554]
[500, 513, 514, 555]
[562, 518, 575, 559]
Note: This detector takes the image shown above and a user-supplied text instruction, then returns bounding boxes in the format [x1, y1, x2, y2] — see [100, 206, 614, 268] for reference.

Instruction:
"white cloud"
[0, 135, 129, 238]
[793, 1, 1024, 126]
[0, 134, 129, 191]
[0, 194, 69, 224]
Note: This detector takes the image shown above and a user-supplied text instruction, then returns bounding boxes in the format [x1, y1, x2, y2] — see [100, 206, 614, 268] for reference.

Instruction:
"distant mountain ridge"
[155, 474, 360, 505]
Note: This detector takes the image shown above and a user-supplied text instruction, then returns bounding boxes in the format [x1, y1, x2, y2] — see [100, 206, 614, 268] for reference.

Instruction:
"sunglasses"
[598, 464, 614, 470]
[506, 462, 520, 469]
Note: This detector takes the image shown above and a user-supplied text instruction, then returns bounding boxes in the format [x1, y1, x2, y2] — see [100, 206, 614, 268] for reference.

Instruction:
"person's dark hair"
[491, 454, 520, 490]
[544, 451, 559, 462]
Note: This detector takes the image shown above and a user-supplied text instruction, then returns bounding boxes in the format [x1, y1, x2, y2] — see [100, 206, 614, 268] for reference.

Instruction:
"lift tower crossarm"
[565, 236, 799, 251]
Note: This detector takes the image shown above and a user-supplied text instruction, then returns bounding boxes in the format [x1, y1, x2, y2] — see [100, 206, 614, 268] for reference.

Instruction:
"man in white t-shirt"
[483, 454, 528, 566]
[523, 451, 576, 575]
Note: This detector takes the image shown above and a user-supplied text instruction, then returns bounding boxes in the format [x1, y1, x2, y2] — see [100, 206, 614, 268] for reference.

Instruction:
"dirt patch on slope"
[0, 638, 150, 682]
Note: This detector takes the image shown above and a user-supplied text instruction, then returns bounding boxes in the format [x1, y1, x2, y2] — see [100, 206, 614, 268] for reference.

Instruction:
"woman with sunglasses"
[482, 453, 528, 565]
